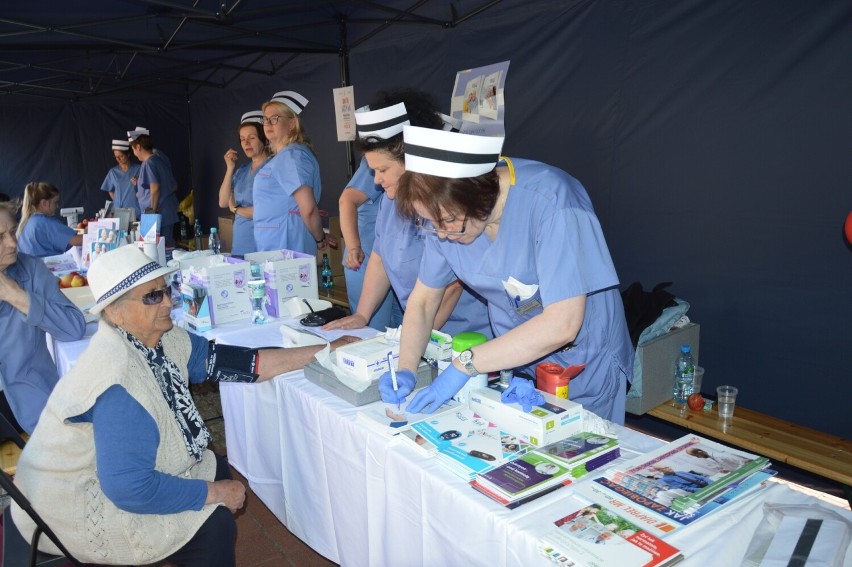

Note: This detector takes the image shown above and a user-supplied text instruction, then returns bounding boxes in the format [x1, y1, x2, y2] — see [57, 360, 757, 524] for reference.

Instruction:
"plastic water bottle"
[321, 253, 333, 294]
[673, 345, 696, 404]
[193, 219, 203, 250]
[248, 262, 268, 324]
[208, 227, 221, 254]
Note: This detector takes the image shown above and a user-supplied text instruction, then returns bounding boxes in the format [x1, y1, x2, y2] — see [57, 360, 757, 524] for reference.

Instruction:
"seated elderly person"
[0, 200, 86, 433]
[12, 245, 358, 566]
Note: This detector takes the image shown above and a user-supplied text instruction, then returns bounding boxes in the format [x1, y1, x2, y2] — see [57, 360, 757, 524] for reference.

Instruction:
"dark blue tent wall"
[1, 0, 850, 438]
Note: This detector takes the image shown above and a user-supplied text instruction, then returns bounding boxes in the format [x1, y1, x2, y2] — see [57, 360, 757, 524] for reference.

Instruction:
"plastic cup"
[716, 385, 738, 418]
[693, 366, 705, 393]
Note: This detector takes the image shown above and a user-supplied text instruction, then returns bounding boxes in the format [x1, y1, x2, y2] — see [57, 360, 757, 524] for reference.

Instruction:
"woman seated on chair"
[11, 245, 358, 566]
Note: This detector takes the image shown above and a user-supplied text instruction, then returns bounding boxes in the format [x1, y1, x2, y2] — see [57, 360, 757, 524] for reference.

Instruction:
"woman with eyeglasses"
[217, 110, 271, 255]
[0, 201, 86, 434]
[11, 245, 358, 566]
[323, 90, 491, 341]
[380, 127, 633, 425]
[253, 91, 335, 254]
[16, 181, 85, 258]
[101, 138, 141, 220]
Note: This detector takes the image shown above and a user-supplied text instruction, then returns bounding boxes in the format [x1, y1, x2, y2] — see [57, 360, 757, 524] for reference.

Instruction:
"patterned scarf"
[118, 328, 211, 461]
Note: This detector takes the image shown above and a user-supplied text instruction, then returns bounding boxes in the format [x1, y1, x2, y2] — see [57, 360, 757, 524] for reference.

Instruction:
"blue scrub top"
[345, 158, 384, 259]
[0, 253, 86, 432]
[101, 163, 142, 218]
[417, 158, 632, 423]
[17, 214, 77, 258]
[253, 143, 322, 254]
[230, 160, 268, 256]
[137, 152, 179, 226]
[373, 195, 491, 338]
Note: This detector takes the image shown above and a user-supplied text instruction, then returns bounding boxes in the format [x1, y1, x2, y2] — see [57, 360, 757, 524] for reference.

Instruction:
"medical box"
[178, 255, 251, 325]
[334, 335, 400, 382]
[467, 383, 583, 447]
[180, 282, 212, 332]
[244, 250, 318, 318]
[303, 359, 436, 407]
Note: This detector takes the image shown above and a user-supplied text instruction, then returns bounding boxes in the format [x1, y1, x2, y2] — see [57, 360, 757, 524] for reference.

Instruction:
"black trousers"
[164, 453, 237, 567]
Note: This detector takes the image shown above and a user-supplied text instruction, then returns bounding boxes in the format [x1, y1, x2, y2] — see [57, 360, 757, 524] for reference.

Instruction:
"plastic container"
[248, 262, 268, 324]
[208, 227, 221, 254]
[672, 344, 695, 404]
[321, 253, 333, 292]
[450, 331, 488, 404]
[535, 362, 570, 399]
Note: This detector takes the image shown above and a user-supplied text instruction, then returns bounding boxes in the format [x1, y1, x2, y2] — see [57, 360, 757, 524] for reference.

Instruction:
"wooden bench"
[647, 399, 852, 505]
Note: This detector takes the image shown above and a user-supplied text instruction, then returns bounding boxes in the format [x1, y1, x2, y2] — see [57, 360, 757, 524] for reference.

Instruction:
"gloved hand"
[407, 364, 471, 414]
[500, 377, 545, 412]
[378, 369, 417, 404]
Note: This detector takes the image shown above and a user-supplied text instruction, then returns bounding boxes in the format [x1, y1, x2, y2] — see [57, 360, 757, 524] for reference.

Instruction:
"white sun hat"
[403, 125, 504, 179]
[270, 91, 308, 115]
[355, 102, 409, 140]
[88, 245, 177, 314]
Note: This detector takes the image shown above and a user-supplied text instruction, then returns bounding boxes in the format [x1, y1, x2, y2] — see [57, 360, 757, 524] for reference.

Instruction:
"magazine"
[539, 501, 683, 567]
[411, 407, 530, 480]
[606, 434, 770, 514]
[574, 468, 777, 538]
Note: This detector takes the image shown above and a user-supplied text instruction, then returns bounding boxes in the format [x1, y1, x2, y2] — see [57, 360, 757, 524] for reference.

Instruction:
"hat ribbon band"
[405, 143, 500, 166]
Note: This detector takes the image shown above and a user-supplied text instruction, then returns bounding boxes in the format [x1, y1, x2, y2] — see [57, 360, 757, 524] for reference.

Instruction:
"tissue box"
[334, 336, 400, 381]
[181, 282, 212, 332]
[244, 250, 318, 317]
[178, 255, 251, 325]
[304, 359, 436, 406]
[467, 383, 583, 447]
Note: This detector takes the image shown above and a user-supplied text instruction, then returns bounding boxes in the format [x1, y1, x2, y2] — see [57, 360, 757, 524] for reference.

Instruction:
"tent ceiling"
[0, 0, 500, 102]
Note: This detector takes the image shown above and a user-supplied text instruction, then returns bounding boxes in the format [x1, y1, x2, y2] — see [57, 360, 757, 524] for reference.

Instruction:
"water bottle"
[672, 345, 696, 404]
[321, 253, 333, 294]
[248, 262, 268, 324]
[208, 227, 221, 254]
[179, 213, 189, 241]
[193, 219, 203, 250]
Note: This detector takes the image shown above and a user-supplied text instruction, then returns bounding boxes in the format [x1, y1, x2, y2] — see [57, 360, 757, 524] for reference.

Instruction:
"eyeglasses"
[262, 115, 282, 125]
[131, 286, 171, 306]
[414, 214, 467, 236]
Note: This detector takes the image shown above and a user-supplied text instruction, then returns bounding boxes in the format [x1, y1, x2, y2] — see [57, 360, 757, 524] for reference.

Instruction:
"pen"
[388, 351, 399, 410]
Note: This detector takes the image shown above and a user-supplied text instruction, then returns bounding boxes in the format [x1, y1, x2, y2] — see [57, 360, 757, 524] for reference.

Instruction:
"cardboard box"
[328, 215, 342, 238]
[179, 255, 251, 325]
[181, 282, 212, 332]
[244, 250, 318, 318]
[217, 215, 233, 254]
[334, 336, 400, 381]
[467, 383, 583, 448]
[626, 322, 700, 415]
[303, 359, 436, 407]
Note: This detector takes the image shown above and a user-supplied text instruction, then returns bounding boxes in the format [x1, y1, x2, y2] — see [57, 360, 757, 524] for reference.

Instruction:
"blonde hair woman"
[16, 181, 83, 257]
[253, 90, 336, 253]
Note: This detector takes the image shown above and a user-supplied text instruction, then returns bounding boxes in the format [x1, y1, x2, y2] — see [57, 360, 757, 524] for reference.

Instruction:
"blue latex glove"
[500, 377, 545, 412]
[407, 364, 471, 414]
[378, 369, 417, 404]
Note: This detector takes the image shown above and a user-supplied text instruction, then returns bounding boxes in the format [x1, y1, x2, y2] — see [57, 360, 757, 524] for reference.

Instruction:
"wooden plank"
[647, 399, 852, 486]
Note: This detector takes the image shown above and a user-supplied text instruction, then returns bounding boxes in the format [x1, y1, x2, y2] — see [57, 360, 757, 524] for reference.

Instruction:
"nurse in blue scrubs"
[323, 92, 491, 338]
[17, 182, 83, 257]
[101, 139, 141, 219]
[337, 156, 400, 330]
[218, 110, 271, 255]
[383, 126, 633, 424]
[130, 128, 180, 246]
[253, 91, 333, 254]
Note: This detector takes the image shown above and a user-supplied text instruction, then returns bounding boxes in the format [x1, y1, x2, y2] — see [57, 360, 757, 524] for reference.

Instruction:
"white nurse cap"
[240, 110, 264, 125]
[127, 126, 150, 141]
[112, 139, 130, 151]
[438, 113, 463, 133]
[271, 90, 308, 115]
[355, 102, 409, 140]
[403, 126, 504, 179]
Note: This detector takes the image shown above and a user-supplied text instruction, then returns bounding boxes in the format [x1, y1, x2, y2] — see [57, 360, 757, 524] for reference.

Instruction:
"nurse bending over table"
[380, 126, 633, 424]
[11, 245, 358, 566]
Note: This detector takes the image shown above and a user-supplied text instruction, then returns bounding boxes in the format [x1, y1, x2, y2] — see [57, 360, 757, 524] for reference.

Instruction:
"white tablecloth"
[50, 322, 852, 566]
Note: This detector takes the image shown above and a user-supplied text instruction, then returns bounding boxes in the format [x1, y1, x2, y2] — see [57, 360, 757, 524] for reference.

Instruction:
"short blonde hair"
[261, 100, 313, 150]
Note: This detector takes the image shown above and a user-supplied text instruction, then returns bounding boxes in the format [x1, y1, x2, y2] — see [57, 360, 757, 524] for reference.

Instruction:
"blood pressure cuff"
[206, 342, 261, 383]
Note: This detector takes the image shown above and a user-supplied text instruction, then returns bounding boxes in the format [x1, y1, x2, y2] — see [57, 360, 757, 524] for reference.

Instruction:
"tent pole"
[339, 17, 355, 180]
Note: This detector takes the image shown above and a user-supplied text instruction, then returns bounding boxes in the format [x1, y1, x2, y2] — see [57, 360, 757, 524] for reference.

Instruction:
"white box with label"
[467, 383, 583, 447]
[334, 335, 400, 382]
[244, 250, 318, 318]
[178, 255, 251, 325]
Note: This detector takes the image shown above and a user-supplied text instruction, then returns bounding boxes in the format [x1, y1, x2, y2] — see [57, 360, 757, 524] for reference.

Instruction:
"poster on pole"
[450, 60, 510, 136]
[333, 86, 356, 141]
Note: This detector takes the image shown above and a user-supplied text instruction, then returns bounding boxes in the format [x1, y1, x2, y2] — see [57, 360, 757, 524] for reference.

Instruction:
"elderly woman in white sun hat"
[11, 245, 357, 566]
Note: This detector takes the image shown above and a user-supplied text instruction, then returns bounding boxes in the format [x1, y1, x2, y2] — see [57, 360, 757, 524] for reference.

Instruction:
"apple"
[70, 274, 87, 287]
[59, 273, 75, 288]
[687, 393, 705, 411]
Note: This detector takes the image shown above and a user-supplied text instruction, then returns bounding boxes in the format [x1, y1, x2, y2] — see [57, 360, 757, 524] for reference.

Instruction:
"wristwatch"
[458, 349, 479, 376]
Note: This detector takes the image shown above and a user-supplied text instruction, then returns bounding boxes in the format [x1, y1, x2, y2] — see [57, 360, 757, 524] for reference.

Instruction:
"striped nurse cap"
[403, 126, 504, 179]
[355, 103, 409, 140]
[271, 91, 308, 115]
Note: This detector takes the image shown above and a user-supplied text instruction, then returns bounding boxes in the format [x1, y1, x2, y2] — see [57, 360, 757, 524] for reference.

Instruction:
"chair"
[0, 413, 81, 567]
